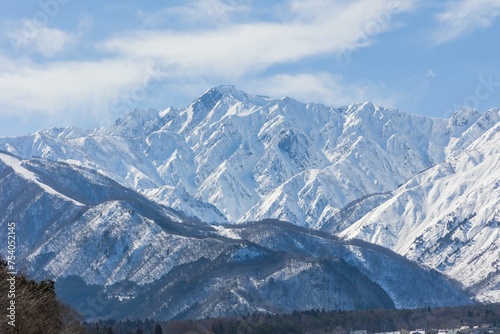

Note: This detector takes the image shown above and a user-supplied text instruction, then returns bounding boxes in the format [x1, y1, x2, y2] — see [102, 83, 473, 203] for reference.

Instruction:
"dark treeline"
[84, 305, 500, 334]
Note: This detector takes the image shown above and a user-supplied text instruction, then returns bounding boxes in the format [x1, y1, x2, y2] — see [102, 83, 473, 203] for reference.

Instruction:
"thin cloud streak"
[433, 0, 500, 44]
[101, 0, 417, 77]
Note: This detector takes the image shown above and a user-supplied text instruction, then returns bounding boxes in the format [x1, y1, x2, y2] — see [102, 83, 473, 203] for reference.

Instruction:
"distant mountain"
[0, 152, 470, 320]
[0, 86, 498, 307]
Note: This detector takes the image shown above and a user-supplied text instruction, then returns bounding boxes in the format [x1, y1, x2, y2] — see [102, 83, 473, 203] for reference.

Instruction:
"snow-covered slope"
[0, 155, 471, 320]
[0, 152, 84, 206]
[340, 113, 500, 303]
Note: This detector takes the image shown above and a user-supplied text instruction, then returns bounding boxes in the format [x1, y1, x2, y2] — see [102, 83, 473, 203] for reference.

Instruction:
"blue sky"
[1, 0, 500, 136]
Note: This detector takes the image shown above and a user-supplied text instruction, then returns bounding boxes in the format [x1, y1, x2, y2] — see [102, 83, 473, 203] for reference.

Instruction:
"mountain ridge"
[1, 86, 498, 305]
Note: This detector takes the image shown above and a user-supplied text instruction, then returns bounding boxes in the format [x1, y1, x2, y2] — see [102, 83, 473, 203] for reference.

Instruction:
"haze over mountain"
[0, 86, 498, 319]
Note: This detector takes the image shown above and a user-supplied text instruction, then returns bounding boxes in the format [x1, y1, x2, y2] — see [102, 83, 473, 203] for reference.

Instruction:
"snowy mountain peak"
[191, 87, 226, 112]
[210, 85, 270, 102]
[356, 101, 377, 112]
[448, 108, 481, 137]
[37, 125, 90, 140]
[193, 85, 240, 107]
[211, 84, 242, 96]
[101, 107, 162, 138]
[191, 85, 271, 113]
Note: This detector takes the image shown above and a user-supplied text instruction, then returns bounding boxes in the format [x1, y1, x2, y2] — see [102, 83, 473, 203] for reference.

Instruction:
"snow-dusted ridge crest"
[1, 86, 499, 304]
[0, 151, 84, 206]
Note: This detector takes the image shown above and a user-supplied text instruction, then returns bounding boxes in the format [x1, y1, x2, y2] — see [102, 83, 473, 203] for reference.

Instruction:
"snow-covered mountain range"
[0, 152, 470, 320]
[0, 85, 498, 316]
[2, 85, 476, 226]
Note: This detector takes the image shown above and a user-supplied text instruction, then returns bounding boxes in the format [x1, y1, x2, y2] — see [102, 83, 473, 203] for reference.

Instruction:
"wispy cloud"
[0, 55, 156, 125]
[433, 0, 500, 44]
[103, 0, 417, 77]
[246, 73, 397, 107]
[6, 19, 79, 57]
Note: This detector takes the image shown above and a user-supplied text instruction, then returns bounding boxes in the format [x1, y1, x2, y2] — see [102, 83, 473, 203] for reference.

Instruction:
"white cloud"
[434, 0, 500, 44]
[6, 19, 78, 57]
[244, 73, 397, 108]
[103, 0, 417, 78]
[0, 55, 163, 127]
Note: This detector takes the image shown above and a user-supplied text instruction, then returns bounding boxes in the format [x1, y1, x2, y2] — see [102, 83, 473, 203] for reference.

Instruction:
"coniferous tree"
[153, 323, 163, 334]
[0, 256, 85, 333]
